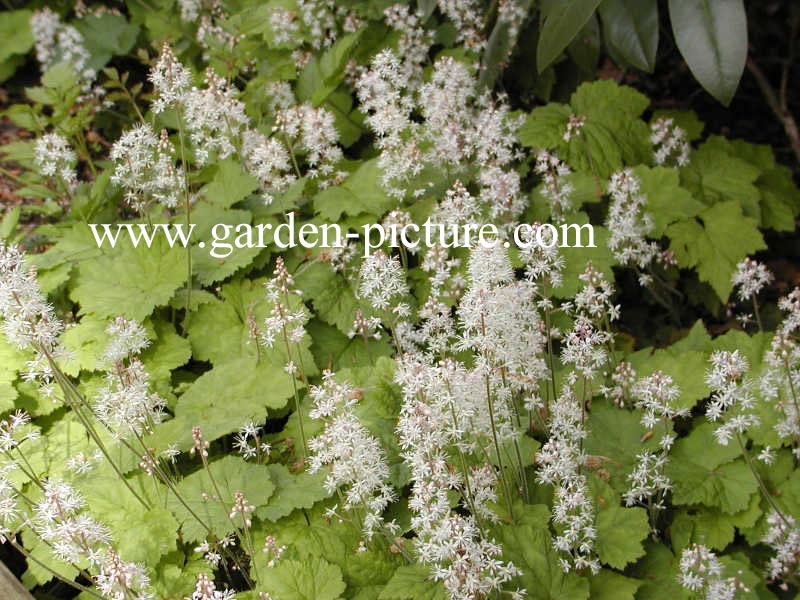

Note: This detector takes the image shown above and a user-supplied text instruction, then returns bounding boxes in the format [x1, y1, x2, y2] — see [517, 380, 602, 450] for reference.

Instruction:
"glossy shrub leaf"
[598, 0, 658, 72]
[668, 0, 747, 105]
[537, 0, 603, 72]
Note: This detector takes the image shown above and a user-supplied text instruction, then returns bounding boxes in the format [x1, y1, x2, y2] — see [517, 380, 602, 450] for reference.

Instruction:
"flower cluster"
[0, 243, 65, 390]
[678, 544, 747, 599]
[536, 386, 599, 574]
[535, 150, 574, 222]
[110, 124, 185, 211]
[30, 8, 95, 89]
[650, 117, 691, 167]
[93, 317, 166, 440]
[705, 350, 759, 445]
[34, 133, 78, 190]
[763, 512, 800, 584]
[307, 371, 396, 540]
[624, 372, 687, 511]
[761, 287, 800, 452]
[605, 169, 658, 271]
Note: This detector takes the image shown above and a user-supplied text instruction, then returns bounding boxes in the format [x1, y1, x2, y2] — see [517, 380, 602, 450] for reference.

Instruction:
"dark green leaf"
[598, 0, 658, 72]
[537, 0, 603, 72]
[668, 0, 747, 105]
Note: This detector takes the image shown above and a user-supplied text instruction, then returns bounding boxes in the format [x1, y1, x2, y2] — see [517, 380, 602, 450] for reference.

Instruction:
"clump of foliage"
[1, 2, 800, 600]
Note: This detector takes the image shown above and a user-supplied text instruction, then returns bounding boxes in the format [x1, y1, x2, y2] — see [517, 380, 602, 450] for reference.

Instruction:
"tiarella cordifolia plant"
[2, 2, 800, 600]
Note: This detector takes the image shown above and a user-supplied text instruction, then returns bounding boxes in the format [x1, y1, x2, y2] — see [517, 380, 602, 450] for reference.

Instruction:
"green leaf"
[668, 0, 747, 105]
[567, 13, 601, 73]
[537, 0, 603, 72]
[79, 475, 179, 567]
[0, 10, 33, 64]
[297, 31, 364, 105]
[201, 159, 259, 208]
[262, 557, 346, 600]
[295, 262, 359, 333]
[669, 491, 761, 551]
[186, 277, 316, 372]
[627, 344, 710, 411]
[258, 464, 331, 522]
[141, 319, 193, 383]
[0, 335, 27, 411]
[553, 220, 616, 298]
[666, 422, 758, 514]
[598, 0, 658, 72]
[680, 137, 761, 218]
[497, 504, 590, 600]
[585, 400, 664, 493]
[480, 0, 536, 89]
[518, 103, 572, 148]
[149, 359, 296, 451]
[632, 541, 691, 600]
[308, 319, 393, 371]
[666, 200, 765, 301]
[70, 235, 187, 320]
[592, 478, 650, 569]
[315, 159, 395, 221]
[21, 527, 78, 587]
[190, 204, 263, 286]
[570, 78, 650, 119]
[378, 564, 448, 600]
[588, 570, 641, 600]
[150, 552, 208, 600]
[521, 81, 650, 177]
[60, 315, 109, 376]
[74, 13, 140, 71]
[167, 455, 275, 543]
[651, 109, 705, 141]
[633, 166, 704, 237]
[692, 136, 800, 231]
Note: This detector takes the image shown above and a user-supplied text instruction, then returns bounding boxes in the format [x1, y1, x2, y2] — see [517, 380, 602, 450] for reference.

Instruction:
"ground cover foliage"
[1, 1, 800, 599]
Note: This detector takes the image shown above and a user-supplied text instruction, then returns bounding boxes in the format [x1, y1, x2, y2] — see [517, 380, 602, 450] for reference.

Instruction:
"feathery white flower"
[678, 544, 743, 599]
[149, 43, 192, 113]
[624, 372, 686, 509]
[94, 318, 165, 440]
[705, 350, 759, 445]
[95, 548, 153, 600]
[357, 251, 408, 312]
[242, 130, 296, 205]
[34, 479, 112, 566]
[651, 117, 690, 167]
[606, 169, 658, 270]
[535, 151, 574, 222]
[188, 573, 236, 600]
[761, 288, 800, 451]
[536, 386, 599, 574]
[183, 69, 250, 165]
[30, 8, 95, 88]
[34, 133, 78, 189]
[0, 244, 65, 390]
[732, 257, 772, 302]
[763, 511, 800, 584]
[307, 371, 396, 540]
